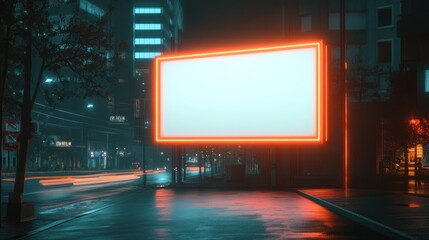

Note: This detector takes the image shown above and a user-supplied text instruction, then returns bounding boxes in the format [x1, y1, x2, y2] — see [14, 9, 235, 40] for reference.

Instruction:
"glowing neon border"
[155, 41, 326, 144]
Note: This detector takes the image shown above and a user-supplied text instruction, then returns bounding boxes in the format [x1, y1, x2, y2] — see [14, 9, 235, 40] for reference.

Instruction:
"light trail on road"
[2, 170, 166, 187]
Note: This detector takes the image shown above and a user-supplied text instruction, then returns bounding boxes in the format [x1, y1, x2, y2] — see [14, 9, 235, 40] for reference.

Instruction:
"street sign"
[3, 120, 21, 150]
[3, 132, 19, 151]
[4, 120, 20, 132]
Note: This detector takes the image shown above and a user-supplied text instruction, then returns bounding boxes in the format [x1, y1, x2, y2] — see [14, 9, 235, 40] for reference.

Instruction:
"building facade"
[110, 0, 183, 170]
[268, 0, 403, 187]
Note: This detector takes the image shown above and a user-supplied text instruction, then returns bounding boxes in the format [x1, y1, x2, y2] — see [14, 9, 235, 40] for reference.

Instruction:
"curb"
[296, 190, 416, 240]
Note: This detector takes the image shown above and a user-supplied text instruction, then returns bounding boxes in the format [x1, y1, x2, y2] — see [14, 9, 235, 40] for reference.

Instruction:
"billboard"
[155, 41, 327, 144]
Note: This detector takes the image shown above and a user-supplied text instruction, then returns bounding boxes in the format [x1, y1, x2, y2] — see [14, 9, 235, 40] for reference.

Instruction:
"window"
[379, 73, 390, 93]
[425, 69, 429, 93]
[135, 8, 162, 14]
[135, 52, 162, 59]
[377, 6, 392, 28]
[135, 38, 163, 45]
[377, 40, 392, 63]
[80, 0, 105, 17]
[328, 13, 339, 30]
[135, 23, 162, 30]
[301, 15, 312, 32]
[301, 16, 312, 32]
[328, 13, 366, 30]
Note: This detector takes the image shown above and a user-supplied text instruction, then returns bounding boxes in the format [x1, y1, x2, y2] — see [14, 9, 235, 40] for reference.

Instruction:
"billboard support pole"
[270, 147, 276, 186]
[340, 0, 348, 190]
[199, 149, 203, 184]
[142, 140, 146, 187]
[171, 145, 176, 184]
[183, 145, 186, 181]
[177, 145, 182, 184]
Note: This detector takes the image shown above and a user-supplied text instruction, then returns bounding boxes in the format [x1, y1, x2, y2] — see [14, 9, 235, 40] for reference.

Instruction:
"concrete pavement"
[297, 188, 428, 240]
[297, 177, 429, 240]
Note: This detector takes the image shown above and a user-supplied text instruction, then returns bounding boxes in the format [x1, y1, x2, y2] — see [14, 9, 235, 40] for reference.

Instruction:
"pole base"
[6, 202, 35, 222]
[6, 192, 35, 222]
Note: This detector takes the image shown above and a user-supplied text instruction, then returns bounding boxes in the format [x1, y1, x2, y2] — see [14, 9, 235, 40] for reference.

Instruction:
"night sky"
[180, 0, 285, 52]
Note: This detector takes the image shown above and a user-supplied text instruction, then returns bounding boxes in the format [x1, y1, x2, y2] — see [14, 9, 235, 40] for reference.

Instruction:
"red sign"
[3, 120, 20, 151]
[4, 120, 20, 132]
[3, 132, 19, 151]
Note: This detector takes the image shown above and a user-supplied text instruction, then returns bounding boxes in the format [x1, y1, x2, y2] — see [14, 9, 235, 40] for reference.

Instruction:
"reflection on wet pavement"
[31, 189, 381, 239]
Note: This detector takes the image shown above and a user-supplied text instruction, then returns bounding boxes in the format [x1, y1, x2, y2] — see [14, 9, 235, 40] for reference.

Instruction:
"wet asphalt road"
[2, 172, 383, 239]
[28, 189, 384, 239]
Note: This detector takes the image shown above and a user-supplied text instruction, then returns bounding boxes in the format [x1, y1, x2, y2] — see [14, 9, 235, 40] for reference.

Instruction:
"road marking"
[16, 204, 111, 240]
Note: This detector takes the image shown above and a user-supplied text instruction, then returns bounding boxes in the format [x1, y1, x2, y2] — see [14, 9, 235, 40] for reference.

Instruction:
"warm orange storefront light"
[154, 41, 327, 144]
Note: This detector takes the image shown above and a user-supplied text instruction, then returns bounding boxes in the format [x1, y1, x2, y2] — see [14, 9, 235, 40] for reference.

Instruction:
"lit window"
[377, 6, 392, 28]
[377, 40, 392, 63]
[135, 52, 162, 59]
[135, 23, 162, 30]
[425, 69, 429, 93]
[135, 38, 163, 45]
[135, 8, 162, 14]
[301, 15, 312, 32]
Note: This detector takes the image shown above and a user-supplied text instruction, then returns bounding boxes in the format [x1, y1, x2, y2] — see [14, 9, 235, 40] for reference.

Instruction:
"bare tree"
[347, 47, 386, 103]
[1, 0, 125, 220]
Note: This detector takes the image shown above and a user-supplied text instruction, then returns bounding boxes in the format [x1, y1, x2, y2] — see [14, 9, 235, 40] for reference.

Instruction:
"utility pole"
[340, 0, 348, 190]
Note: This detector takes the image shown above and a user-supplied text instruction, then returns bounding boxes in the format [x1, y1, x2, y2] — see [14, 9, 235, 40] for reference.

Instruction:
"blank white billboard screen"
[155, 42, 325, 143]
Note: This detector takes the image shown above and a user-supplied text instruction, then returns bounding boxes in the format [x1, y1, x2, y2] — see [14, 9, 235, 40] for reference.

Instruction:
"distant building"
[111, 0, 183, 169]
[34, 0, 116, 171]
[133, 0, 183, 169]
[1, 0, 127, 171]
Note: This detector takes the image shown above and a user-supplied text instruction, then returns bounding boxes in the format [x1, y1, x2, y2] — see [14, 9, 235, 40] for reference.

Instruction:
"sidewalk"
[297, 188, 429, 240]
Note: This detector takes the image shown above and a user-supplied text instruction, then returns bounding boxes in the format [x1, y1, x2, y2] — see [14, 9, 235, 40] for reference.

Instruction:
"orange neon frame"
[154, 41, 327, 144]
